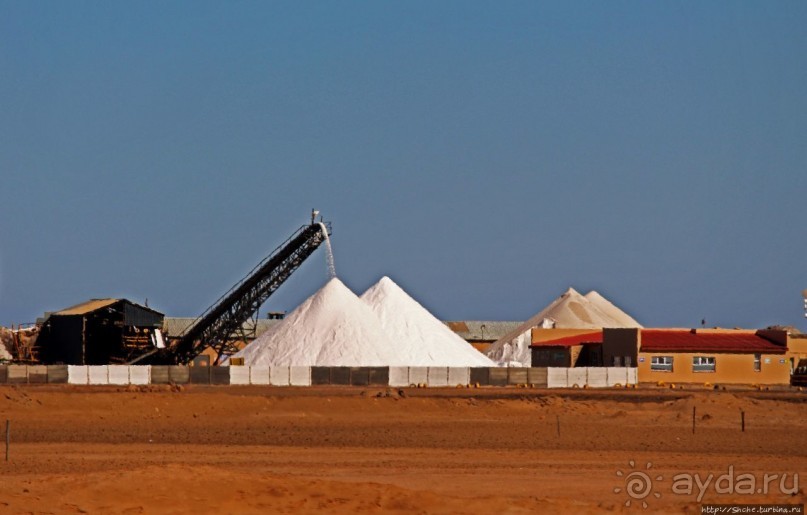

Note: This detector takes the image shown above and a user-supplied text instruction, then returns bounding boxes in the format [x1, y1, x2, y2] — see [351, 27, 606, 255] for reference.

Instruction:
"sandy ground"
[0, 385, 804, 514]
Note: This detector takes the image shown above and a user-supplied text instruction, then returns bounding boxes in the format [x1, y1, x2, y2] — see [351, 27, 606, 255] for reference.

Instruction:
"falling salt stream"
[318, 222, 336, 279]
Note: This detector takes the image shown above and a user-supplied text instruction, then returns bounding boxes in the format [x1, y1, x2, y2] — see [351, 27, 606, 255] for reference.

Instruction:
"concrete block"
[47, 365, 69, 384]
[508, 368, 529, 385]
[606, 367, 628, 387]
[408, 367, 428, 386]
[368, 367, 389, 386]
[129, 366, 150, 385]
[388, 366, 409, 387]
[627, 367, 638, 385]
[108, 365, 130, 385]
[527, 367, 548, 387]
[469, 367, 490, 386]
[7, 365, 27, 384]
[330, 367, 350, 385]
[168, 366, 190, 384]
[27, 365, 48, 384]
[489, 367, 508, 387]
[210, 366, 230, 385]
[88, 366, 109, 385]
[311, 367, 331, 385]
[269, 366, 290, 386]
[289, 366, 311, 386]
[587, 367, 608, 388]
[229, 366, 250, 385]
[189, 367, 210, 385]
[567, 367, 587, 388]
[547, 368, 568, 388]
[150, 366, 170, 384]
[67, 365, 89, 385]
[249, 366, 270, 385]
[427, 367, 448, 387]
[448, 367, 470, 386]
[350, 367, 370, 386]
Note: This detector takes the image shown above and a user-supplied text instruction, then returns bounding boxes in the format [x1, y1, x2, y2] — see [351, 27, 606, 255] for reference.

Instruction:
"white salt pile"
[231, 277, 398, 366]
[360, 276, 495, 367]
[486, 287, 642, 366]
[584, 290, 642, 328]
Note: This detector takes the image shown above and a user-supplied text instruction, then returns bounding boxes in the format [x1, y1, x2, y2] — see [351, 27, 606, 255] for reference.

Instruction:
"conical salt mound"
[584, 290, 642, 328]
[232, 277, 398, 366]
[486, 287, 641, 366]
[360, 276, 495, 366]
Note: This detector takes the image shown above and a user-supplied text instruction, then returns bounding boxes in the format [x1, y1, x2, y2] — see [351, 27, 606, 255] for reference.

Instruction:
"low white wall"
[567, 368, 587, 387]
[587, 367, 607, 388]
[547, 368, 568, 388]
[627, 367, 638, 385]
[606, 367, 627, 386]
[388, 367, 410, 387]
[250, 366, 270, 385]
[448, 367, 470, 386]
[88, 366, 109, 385]
[289, 366, 311, 386]
[427, 367, 448, 387]
[108, 365, 129, 385]
[229, 366, 251, 385]
[68, 365, 89, 385]
[129, 366, 150, 385]
[270, 366, 290, 386]
[408, 367, 428, 386]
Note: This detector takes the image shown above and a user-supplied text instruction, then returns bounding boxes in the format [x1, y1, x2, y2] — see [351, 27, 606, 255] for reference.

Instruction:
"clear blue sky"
[1, 1, 805, 330]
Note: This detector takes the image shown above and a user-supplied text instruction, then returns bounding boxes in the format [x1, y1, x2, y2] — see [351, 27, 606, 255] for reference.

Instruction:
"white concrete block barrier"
[448, 367, 470, 386]
[627, 367, 638, 385]
[587, 367, 608, 388]
[88, 366, 110, 385]
[270, 366, 290, 386]
[606, 367, 628, 387]
[249, 366, 270, 385]
[567, 367, 587, 388]
[108, 365, 130, 385]
[408, 367, 428, 386]
[229, 366, 251, 385]
[68, 365, 89, 385]
[547, 367, 568, 388]
[129, 366, 151, 385]
[388, 367, 410, 387]
[427, 367, 449, 387]
[289, 366, 311, 386]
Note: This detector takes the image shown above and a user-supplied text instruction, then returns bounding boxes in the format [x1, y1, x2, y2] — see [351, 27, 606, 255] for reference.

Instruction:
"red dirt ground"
[0, 385, 804, 514]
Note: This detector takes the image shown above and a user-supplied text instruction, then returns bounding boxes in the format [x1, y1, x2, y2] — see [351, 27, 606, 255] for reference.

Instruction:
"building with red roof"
[530, 327, 793, 384]
[601, 328, 790, 385]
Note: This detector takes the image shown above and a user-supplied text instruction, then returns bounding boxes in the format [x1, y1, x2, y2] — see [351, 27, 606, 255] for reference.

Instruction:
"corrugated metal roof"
[530, 331, 603, 348]
[640, 329, 786, 354]
[54, 299, 119, 316]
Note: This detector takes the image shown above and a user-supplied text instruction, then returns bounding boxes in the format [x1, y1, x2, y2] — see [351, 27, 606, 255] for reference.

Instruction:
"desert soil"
[0, 385, 804, 514]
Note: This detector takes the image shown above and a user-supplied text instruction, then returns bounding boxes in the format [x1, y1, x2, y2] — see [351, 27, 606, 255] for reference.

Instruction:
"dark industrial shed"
[36, 299, 164, 365]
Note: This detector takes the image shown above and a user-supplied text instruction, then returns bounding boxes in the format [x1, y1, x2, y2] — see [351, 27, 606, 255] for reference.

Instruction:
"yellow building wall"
[786, 336, 807, 369]
[638, 352, 790, 385]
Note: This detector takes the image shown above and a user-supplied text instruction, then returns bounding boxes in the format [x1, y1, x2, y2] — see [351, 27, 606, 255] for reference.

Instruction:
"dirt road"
[0, 385, 804, 513]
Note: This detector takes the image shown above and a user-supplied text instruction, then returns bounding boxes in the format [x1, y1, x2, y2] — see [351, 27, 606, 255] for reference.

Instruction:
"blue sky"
[1, 1, 805, 330]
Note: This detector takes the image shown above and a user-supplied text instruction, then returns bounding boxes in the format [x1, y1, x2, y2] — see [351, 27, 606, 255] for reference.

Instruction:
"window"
[692, 356, 716, 373]
[754, 354, 761, 372]
[613, 356, 622, 366]
[651, 356, 673, 372]
[625, 356, 632, 367]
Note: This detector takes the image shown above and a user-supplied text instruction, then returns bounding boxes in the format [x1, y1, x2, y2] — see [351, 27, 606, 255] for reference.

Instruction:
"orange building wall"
[638, 352, 790, 385]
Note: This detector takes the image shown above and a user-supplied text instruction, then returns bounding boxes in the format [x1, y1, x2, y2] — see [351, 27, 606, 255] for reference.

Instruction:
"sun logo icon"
[613, 460, 663, 509]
